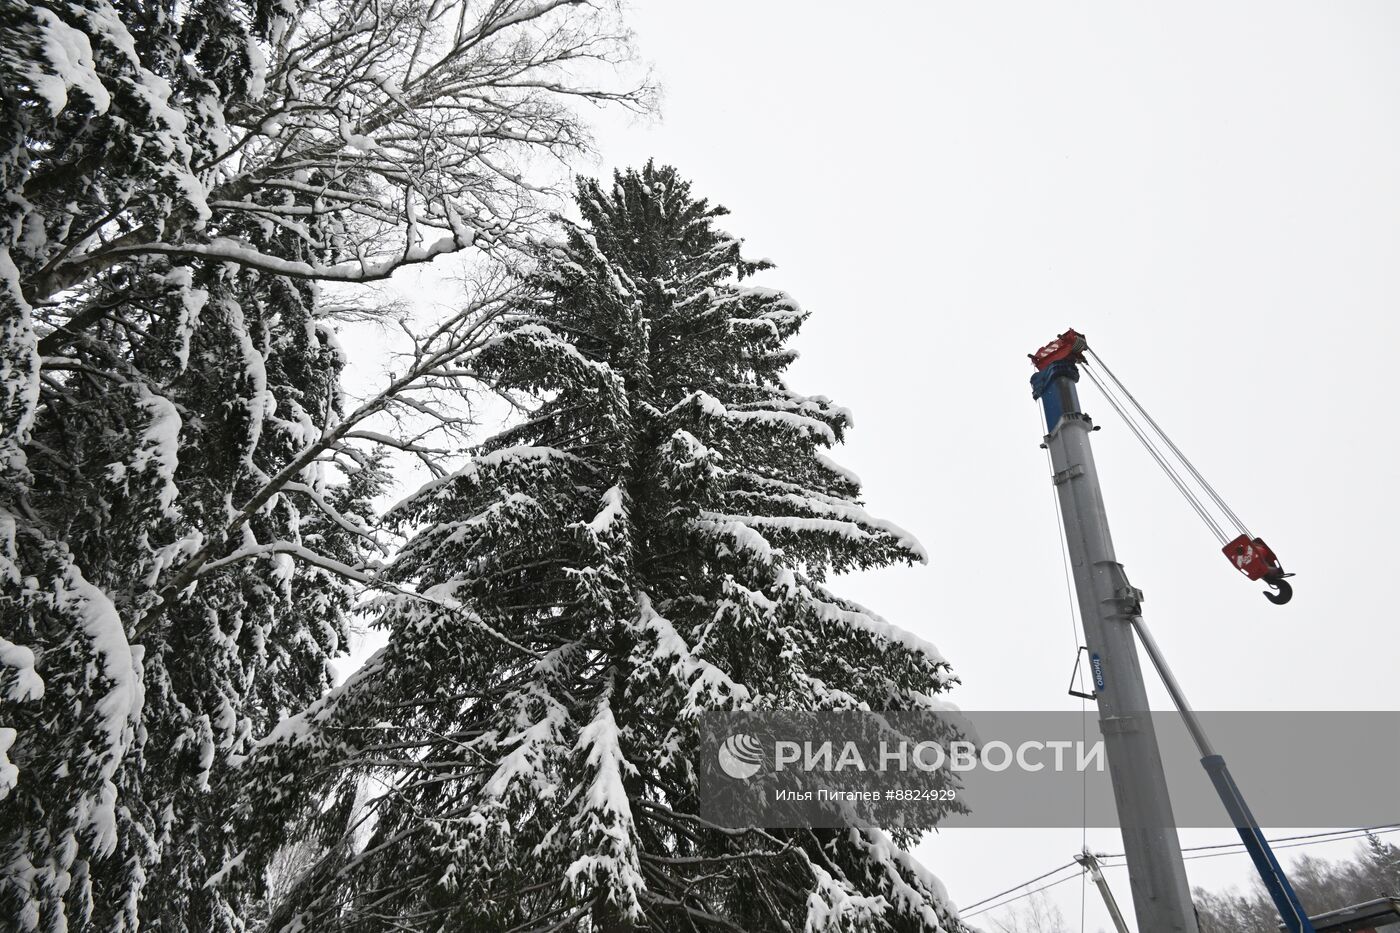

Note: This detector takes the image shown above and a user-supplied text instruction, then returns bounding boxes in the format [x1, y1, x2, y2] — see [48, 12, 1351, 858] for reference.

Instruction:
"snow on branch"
[54, 560, 145, 857]
[19, 0, 652, 309]
[565, 693, 644, 920]
[389, 443, 578, 512]
[667, 390, 838, 446]
[806, 589, 949, 670]
[631, 591, 752, 714]
[0, 635, 43, 705]
[131, 282, 521, 639]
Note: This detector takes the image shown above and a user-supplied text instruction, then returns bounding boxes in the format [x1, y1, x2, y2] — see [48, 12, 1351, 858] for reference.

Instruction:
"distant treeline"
[1195, 833, 1400, 933]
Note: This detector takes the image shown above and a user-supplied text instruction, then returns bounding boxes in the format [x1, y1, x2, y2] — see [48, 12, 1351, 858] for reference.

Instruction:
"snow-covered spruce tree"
[0, 299, 340, 929]
[252, 163, 962, 932]
[1, 4, 356, 929]
[0, 216, 375, 930]
[1, 0, 644, 927]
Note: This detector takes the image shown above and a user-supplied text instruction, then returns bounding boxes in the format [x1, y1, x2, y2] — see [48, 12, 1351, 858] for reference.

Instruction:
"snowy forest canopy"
[0, 1, 963, 931]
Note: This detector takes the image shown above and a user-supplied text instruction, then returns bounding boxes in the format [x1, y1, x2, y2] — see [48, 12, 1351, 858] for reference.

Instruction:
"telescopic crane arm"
[1029, 328, 1315, 933]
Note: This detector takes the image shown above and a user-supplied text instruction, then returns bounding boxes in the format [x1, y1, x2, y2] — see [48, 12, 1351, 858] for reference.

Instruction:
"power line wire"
[1099, 823, 1400, 861]
[960, 824, 1400, 922]
[961, 870, 1083, 920]
[958, 861, 1081, 914]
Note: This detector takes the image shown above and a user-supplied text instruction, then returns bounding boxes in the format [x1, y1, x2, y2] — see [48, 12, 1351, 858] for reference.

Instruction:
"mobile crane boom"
[1029, 329, 1314, 933]
[1031, 338, 1199, 932]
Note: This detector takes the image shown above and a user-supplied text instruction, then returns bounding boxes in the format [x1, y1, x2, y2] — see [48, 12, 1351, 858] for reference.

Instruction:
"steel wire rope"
[1037, 404, 1094, 932]
[1087, 348, 1253, 538]
[1080, 362, 1229, 543]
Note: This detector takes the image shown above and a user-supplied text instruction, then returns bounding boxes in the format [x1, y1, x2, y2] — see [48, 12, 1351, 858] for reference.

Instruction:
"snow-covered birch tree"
[0, 1, 645, 928]
[247, 163, 963, 932]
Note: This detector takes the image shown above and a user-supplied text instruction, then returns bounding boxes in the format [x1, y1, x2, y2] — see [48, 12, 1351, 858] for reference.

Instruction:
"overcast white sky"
[581, 2, 1400, 928]
[349, 2, 1400, 928]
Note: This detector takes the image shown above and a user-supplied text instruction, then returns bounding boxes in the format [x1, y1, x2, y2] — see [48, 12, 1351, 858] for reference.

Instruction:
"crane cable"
[1087, 348, 1254, 538]
[1077, 348, 1252, 546]
[1080, 362, 1228, 543]
[1038, 403, 1094, 928]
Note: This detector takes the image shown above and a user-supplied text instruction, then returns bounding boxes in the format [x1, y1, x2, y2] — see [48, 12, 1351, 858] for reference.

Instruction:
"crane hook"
[1223, 536, 1294, 606]
[1263, 574, 1293, 605]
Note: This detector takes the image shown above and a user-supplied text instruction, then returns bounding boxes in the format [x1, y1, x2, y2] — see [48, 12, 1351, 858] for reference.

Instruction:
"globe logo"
[717, 733, 764, 780]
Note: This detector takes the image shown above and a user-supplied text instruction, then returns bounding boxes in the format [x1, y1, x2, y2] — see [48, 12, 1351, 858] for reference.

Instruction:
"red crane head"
[1030, 329, 1088, 370]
